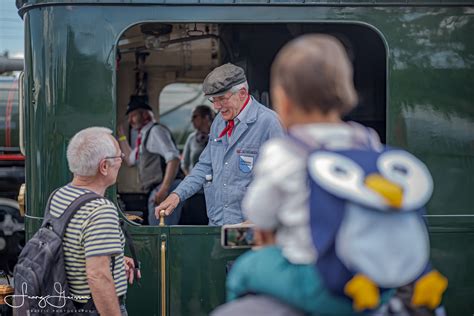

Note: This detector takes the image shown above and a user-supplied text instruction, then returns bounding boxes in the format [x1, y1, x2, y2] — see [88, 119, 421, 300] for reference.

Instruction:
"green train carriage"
[14, 1, 474, 315]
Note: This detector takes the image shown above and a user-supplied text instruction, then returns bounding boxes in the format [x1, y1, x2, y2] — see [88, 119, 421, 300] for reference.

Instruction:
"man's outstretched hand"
[155, 192, 180, 219]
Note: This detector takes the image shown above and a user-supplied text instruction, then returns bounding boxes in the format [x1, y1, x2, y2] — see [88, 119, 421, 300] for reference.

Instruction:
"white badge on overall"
[239, 155, 254, 173]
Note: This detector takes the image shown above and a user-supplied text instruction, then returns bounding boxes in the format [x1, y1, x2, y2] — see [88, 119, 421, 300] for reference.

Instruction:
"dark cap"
[202, 63, 247, 97]
[126, 95, 152, 115]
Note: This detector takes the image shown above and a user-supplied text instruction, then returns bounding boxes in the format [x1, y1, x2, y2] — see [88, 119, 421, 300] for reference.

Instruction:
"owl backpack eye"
[332, 166, 349, 178]
[392, 164, 408, 176]
[309, 152, 362, 187]
[308, 152, 389, 209]
[378, 150, 433, 210]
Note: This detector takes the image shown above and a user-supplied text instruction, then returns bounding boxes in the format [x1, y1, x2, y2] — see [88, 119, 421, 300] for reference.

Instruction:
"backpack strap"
[42, 187, 61, 215]
[43, 191, 102, 237]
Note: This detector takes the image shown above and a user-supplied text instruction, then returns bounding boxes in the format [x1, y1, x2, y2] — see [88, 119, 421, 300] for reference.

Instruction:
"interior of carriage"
[115, 22, 387, 225]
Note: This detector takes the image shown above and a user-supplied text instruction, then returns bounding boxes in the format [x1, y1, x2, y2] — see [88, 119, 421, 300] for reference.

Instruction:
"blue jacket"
[173, 98, 284, 225]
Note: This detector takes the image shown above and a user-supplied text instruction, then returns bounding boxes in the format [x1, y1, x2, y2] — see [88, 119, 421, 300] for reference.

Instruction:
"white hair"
[230, 81, 249, 94]
[146, 110, 156, 121]
[67, 127, 116, 176]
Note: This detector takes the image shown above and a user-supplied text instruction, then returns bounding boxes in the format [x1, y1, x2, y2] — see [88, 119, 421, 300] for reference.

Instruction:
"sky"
[0, 0, 24, 58]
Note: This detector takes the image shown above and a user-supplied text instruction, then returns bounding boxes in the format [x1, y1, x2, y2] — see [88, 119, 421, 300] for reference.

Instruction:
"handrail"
[159, 210, 165, 227]
[160, 210, 166, 316]
[18, 72, 25, 156]
[160, 237, 166, 316]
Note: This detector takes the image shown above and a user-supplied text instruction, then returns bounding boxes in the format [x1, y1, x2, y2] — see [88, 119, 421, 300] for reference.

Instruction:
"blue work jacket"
[173, 98, 284, 225]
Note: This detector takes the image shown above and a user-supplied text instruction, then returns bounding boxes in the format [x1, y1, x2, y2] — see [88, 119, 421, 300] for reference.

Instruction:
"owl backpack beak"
[364, 174, 403, 209]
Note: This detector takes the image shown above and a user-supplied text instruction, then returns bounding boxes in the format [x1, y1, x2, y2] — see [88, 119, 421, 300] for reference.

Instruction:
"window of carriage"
[158, 83, 212, 149]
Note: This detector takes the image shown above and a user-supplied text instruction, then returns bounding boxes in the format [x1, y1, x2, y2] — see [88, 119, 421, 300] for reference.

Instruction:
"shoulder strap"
[143, 122, 185, 180]
[143, 122, 179, 149]
[42, 187, 61, 218]
[43, 191, 102, 237]
[143, 122, 160, 148]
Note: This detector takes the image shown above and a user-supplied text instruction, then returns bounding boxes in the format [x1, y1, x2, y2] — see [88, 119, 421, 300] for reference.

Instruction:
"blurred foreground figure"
[215, 34, 448, 315]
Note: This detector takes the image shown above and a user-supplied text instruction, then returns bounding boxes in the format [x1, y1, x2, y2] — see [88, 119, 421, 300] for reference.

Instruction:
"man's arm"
[82, 205, 124, 315]
[86, 256, 121, 316]
[117, 125, 135, 166]
[147, 125, 182, 205]
[156, 139, 212, 217]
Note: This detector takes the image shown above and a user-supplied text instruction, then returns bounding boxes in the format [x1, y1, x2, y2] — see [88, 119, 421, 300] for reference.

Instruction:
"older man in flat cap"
[156, 63, 284, 225]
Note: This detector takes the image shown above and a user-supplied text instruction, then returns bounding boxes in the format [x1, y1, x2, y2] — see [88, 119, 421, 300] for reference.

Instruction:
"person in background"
[179, 105, 215, 225]
[118, 96, 183, 225]
[181, 105, 215, 175]
[156, 63, 284, 225]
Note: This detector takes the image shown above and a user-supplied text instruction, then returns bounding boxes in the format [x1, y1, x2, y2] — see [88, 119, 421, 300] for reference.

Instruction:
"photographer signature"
[4, 282, 90, 309]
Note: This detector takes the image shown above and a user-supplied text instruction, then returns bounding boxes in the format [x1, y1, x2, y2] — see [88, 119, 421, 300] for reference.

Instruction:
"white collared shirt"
[128, 121, 180, 165]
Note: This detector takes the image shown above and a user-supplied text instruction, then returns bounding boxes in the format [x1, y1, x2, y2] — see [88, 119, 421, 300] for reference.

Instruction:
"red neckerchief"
[219, 95, 251, 138]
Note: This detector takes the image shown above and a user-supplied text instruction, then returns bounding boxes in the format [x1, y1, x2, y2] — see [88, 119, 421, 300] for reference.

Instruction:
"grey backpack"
[13, 190, 100, 315]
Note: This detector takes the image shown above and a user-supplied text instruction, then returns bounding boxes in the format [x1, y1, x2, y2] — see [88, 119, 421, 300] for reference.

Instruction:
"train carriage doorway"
[115, 22, 387, 219]
[116, 23, 387, 220]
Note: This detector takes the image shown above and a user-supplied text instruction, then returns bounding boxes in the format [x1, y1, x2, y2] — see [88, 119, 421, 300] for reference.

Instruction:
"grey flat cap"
[203, 63, 247, 97]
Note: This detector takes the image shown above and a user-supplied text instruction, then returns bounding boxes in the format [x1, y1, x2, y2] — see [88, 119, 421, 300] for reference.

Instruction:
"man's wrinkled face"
[128, 110, 146, 129]
[210, 91, 243, 121]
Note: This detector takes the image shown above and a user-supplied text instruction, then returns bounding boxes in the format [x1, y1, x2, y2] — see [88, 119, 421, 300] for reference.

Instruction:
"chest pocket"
[236, 147, 259, 174]
[209, 138, 226, 170]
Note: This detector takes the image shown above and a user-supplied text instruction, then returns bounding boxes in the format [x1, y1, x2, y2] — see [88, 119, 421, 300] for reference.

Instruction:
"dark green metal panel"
[121, 225, 245, 315]
[24, 6, 118, 218]
[383, 7, 474, 217]
[167, 227, 244, 316]
[429, 217, 474, 313]
[21, 3, 473, 315]
[124, 226, 168, 315]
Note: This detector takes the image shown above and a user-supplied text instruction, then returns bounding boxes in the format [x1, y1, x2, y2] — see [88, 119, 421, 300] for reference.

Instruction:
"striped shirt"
[49, 184, 127, 302]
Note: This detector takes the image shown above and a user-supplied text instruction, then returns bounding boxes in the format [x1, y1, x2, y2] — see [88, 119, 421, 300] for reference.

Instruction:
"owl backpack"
[291, 132, 448, 314]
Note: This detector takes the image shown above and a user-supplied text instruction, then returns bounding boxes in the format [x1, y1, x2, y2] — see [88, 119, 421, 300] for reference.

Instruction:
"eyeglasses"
[208, 93, 234, 105]
[104, 152, 125, 160]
